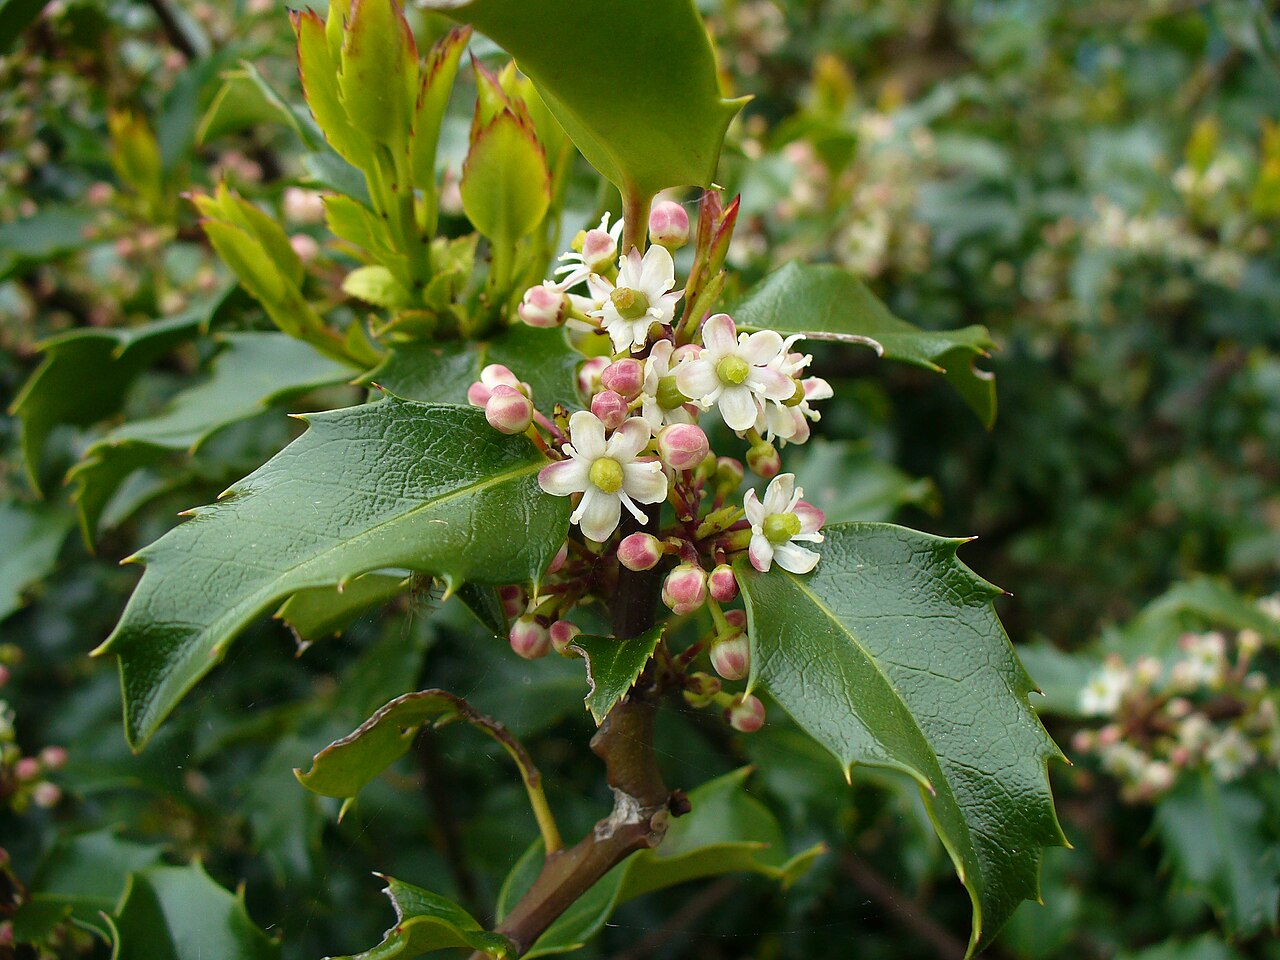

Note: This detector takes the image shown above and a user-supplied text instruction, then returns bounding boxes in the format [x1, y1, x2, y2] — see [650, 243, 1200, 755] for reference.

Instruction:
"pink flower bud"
[486, 385, 534, 434]
[582, 227, 618, 271]
[716, 457, 745, 488]
[590, 390, 629, 430]
[32, 782, 62, 809]
[578, 356, 610, 396]
[662, 563, 707, 616]
[549, 619, 581, 655]
[39, 746, 68, 770]
[0, 664, 8, 687]
[498, 585, 526, 619]
[708, 564, 738, 603]
[682, 671, 721, 708]
[710, 634, 750, 681]
[725, 608, 746, 630]
[657, 423, 710, 472]
[649, 200, 690, 249]
[290, 234, 319, 262]
[467, 382, 492, 407]
[726, 694, 766, 733]
[509, 616, 551, 660]
[601, 358, 645, 400]
[746, 441, 781, 479]
[86, 182, 114, 206]
[15, 757, 40, 781]
[618, 532, 663, 571]
[519, 283, 568, 328]
[547, 543, 569, 575]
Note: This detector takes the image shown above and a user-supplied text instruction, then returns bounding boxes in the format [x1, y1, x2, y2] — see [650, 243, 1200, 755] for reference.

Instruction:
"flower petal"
[804, 376, 833, 401]
[763, 473, 795, 514]
[676, 358, 719, 401]
[568, 410, 606, 460]
[638, 244, 675, 294]
[738, 329, 784, 366]
[622, 460, 668, 504]
[749, 533, 774, 572]
[717, 385, 759, 432]
[701, 313, 737, 357]
[794, 499, 826, 535]
[607, 417, 652, 461]
[743, 489, 765, 526]
[745, 365, 796, 402]
[538, 458, 590, 497]
[774, 542, 820, 574]
[574, 487, 621, 543]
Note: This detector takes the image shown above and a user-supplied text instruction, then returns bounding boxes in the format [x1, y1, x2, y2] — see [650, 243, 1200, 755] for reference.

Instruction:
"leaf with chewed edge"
[570, 626, 662, 724]
[333, 876, 513, 959]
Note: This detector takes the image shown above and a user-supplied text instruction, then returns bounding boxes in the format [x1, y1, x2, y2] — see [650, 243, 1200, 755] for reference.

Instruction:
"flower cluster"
[469, 195, 834, 733]
[1072, 608, 1280, 802]
[0, 654, 65, 815]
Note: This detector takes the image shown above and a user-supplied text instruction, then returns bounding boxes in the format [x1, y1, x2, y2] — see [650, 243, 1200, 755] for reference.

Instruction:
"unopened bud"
[283, 186, 325, 224]
[486, 385, 534, 434]
[32, 782, 62, 809]
[657, 423, 710, 472]
[708, 564, 738, 603]
[726, 694, 766, 733]
[498, 585, 526, 619]
[581, 227, 618, 271]
[649, 200, 690, 249]
[509, 616, 551, 660]
[662, 563, 707, 616]
[578, 356, 609, 396]
[601, 358, 645, 399]
[0, 665, 8, 688]
[549, 619, 581, 656]
[15, 757, 39, 782]
[290, 234, 319, 262]
[710, 634, 750, 681]
[469, 363, 526, 407]
[519, 283, 568, 328]
[39, 746, 68, 770]
[547, 543, 569, 575]
[715, 457, 745, 490]
[725, 608, 747, 630]
[86, 182, 114, 206]
[747, 441, 781, 479]
[618, 532, 663, 571]
[683, 671, 721, 708]
[591, 390, 629, 430]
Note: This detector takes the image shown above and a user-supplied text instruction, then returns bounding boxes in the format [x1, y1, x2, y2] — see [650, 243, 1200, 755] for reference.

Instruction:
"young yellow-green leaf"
[735, 522, 1066, 954]
[732, 262, 999, 427]
[335, 876, 513, 960]
[570, 626, 662, 724]
[461, 111, 550, 249]
[410, 27, 470, 192]
[107, 111, 164, 199]
[426, 0, 746, 197]
[96, 398, 569, 749]
[338, 0, 417, 149]
[343, 265, 413, 308]
[296, 688, 538, 803]
[292, 8, 371, 166]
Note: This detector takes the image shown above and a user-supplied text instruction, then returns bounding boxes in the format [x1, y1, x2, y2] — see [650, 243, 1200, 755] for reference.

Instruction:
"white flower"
[676, 313, 794, 432]
[639, 340, 696, 430]
[1078, 658, 1131, 716]
[537, 411, 667, 543]
[588, 246, 684, 353]
[1205, 727, 1257, 782]
[744, 473, 825, 574]
[554, 212, 623, 288]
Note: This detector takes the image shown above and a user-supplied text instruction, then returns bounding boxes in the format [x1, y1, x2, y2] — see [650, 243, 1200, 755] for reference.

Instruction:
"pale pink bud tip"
[649, 200, 690, 249]
[0, 665, 9, 687]
[519, 284, 568, 328]
[467, 382, 492, 407]
[657, 423, 710, 472]
[39, 746, 68, 770]
[710, 635, 750, 681]
[727, 694, 766, 733]
[725, 608, 747, 630]
[15, 757, 40, 781]
[601, 358, 645, 400]
[618, 532, 663, 572]
[662, 563, 708, 616]
[509, 616, 551, 660]
[708, 564, 738, 603]
[578, 357, 610, 396]
[498, 585, 526, 619]
[590, 390, 630, 430]
[582, 228, 618, 269]
[746, 441, 781, 479]
[32, 782, 62, 809]
[549, 620, 581, 655]
[486, 385, 534, 434]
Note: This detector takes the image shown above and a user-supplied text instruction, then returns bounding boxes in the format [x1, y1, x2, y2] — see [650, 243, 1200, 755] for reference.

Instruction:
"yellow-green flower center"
[589, 457, 624, 493]
[717, 356, 749, 385]
[610, 287, 651, 321]
[763, 512, 801, 545]
[783, 378, 806, 407]
[656, 374, 689, 411]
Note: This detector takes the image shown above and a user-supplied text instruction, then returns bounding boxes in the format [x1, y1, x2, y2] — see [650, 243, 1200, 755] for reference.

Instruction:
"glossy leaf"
[106, 863, 279, 960]
[97, 398, 570, 748]
[0, 501, 74, 621]
[410, 26, 470, 192]
[293, 8, 371, 166]
[732, 262, 999, 427]
[337, 0, 417, 149]
[461, 111, 550, 250]
[735, 522, 1065, 952]
[570, 626, 662, 724]
[275, 571, 411, 645]
[425, 0, 745, 197]
[334, 876, 513, 959]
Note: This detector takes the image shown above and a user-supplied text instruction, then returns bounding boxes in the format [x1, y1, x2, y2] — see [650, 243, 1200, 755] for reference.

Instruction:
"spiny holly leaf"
[334, 876, 513, 959]
[0, 501, 74, 621]
[70, 333, 355, 542]
[296, 688, 539, 808]
[735, 522, 1065, 954]
[275, 571, 412, 646]
[425, 0, 746, 197]
[105, 863, 279, 960]
[96, 398, 569, 749]
[461, 110, 551, 250]
[496, 768, 821, 959]
[570, 626, 662, 724]
[1153, 772, 1280, 937]
[732, 262, 998, 427]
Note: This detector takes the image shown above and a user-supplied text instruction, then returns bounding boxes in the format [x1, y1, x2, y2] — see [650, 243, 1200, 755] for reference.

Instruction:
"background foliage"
[2, 1, 1278, 958]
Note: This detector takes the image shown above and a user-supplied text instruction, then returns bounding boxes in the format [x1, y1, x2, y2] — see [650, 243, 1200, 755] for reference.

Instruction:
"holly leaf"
[0, 501, 74, 621]
[0, 205, 95, 281]
[334, 876, 513, 959]
[735, 522, 1065, 953]
[425, 0, 745, 197]
[96, 398, 569, 749]
[461, 110, 551, 249]
[570, 626, 662, 724]
[105, 863, 279, 960]
[296, 688, 540, 809]
[731, 262, 998, 427]
[70, 332, 355, 541]
[275, 571, 412, 645]
[1153, 771, 1280, 937]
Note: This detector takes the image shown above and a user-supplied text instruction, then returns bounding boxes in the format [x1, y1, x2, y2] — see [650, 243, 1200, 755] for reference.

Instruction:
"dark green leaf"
[570, 626, 662, 724]
[426, 0, 745, 197]
[0, 501, 74, 621]
[735, 522, 1065, 951]
[0, 206, 94, 281]
[732, 262, 998, 427]
[787, 438, 938, 524]
[275, 571, 411, 645]
[1117, 934, 1249, 960]
[97, 398, 570, 748]
[334, 875, 513, 959]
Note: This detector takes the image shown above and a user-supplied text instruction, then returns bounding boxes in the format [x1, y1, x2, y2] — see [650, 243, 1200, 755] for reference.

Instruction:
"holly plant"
[26, 0, 1066, 956]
